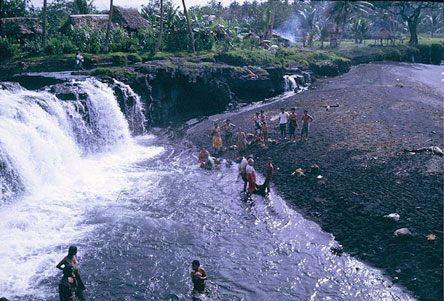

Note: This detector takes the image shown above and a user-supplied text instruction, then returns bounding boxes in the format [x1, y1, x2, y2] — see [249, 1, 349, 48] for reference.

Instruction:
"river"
[0, 77, 415, 300]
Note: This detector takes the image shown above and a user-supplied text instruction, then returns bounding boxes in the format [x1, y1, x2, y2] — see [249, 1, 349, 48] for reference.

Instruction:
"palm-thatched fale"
[60, 14, 112, 33]
[111, 6, 150, 32]
[0, 17, 42, 37]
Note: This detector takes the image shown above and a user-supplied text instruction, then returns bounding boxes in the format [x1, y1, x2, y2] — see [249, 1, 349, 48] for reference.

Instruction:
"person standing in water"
[198, 147, 211, 169]
[246, 158, 257, 194]
[300, 110, 314, 141]
[239, 155, 249, 192]
[59, 265, 77, 301]
[264, 158, 274, 194]
[57, 246, 86, 301]
[191, 260, 208, 295]
[211, 123, 223, 155]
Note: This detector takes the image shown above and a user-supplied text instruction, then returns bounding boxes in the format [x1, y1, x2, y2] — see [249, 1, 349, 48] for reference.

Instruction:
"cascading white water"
[0, 78, 164, 298]
[112, 79, 147, 135]
[284, 75, 298, 92]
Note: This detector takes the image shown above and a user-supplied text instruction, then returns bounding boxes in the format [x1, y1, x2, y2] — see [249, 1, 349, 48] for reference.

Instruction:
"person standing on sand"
[288, 108, 298, 142]
[211, 123, 223, 155]
[278, 108, 288, 139]
[191, 260, 208, 295]
[56, 246, 86, 301]
[262, 121, 269, 148]
[300, 110, 313, 141]
[221, 119, 236, 147]
[246, 158, 257, 194]
[74, 50, 84, 70]
[254, 112, 262, 136]
[236, 128, 247, 156]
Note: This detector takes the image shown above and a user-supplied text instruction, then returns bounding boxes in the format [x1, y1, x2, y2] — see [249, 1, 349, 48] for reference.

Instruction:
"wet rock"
[394, 228, 412, 237]
[384, 213, 400, 222]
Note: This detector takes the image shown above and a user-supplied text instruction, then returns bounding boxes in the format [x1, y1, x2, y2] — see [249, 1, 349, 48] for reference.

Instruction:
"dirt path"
[185, 62, 443, 301]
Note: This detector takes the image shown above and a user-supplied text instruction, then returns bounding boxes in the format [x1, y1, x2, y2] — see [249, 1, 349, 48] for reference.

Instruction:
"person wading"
[191, 260, 208, 295]
[239, 155, 250, 192]
[236, 128, 247, 156]
[246, 158, 257, 195]
[264, 158, 274, 194]
[56, 246, 86, 301]
[59, 265, 77, 301]
[221, 119, 235, 147]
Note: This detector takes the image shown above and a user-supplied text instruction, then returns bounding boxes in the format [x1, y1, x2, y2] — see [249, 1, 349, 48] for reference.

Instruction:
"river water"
[0, 77, 414, 300]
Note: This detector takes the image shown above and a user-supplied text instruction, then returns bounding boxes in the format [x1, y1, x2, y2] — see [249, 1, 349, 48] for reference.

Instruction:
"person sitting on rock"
[198, 148, 211, 169]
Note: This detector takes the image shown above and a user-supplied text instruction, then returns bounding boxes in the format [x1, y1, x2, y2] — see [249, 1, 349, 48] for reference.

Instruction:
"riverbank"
[184, 62, 443, 301]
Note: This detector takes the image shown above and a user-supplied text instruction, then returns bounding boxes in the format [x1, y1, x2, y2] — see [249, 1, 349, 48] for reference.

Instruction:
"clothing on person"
[288, 113, 298, 138]
[222, 122, 235, 146]
[246, 164, 256, 193]
[264, 162, 274, 193]
[254, 114, 262, 135]
[57, 255, 85, 300]
[211, 127, 223, 152]
[59, 276, 76, 301]
[301, 123, 309, 138]
[191, 267, 207, 294]
[279, 112, 288, 138]
[74, 54, 84, 70]
[236, 131, 247, 155]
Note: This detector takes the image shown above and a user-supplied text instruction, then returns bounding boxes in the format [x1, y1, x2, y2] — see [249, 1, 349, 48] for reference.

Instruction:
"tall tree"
[326, 1, 373, 41]
[181, 0, 194, 52]
[42, 0, 47, 48]
[104, 0, 113, 52]
[376, 1, 438, 46]
[154, 0, 163, 54]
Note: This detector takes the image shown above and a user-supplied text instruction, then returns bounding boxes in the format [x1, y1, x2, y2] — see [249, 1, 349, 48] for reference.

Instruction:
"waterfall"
[112, 79, 147, 135]
[284, 75, 298, 92]
[0, 78, 134, 202]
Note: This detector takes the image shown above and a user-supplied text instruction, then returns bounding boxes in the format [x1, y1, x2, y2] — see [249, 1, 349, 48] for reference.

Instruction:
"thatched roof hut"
[60, 14, 111, 33]
[372, 28, 393, 39]
[0, 17, 42, 37]
[111, 6, 150, 31]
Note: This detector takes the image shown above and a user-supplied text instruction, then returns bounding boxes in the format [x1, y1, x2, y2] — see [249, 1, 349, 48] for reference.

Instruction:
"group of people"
[239, 155, 274, 197]
[275, 107, 313, 142]
[210, 119, 247, 156]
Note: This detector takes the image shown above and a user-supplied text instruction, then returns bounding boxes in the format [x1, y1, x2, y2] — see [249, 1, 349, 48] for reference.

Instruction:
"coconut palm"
[326, 1, 373, 40]
[181, 0, 195, 52]
[42, 0, 47, 48]
[351, 17, 370, 43]
[154, 0, 164, 53]
[104, 0, 113, 52]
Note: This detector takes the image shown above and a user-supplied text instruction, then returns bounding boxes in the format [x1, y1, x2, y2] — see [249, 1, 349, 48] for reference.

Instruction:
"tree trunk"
[42, 0, 47, 49]
[104, 0, 113, 53]
[182, 0, 195, 53]
[407, 19, 418, 46]
[154, 0, 164, 54]
[269, 0, 277, 40]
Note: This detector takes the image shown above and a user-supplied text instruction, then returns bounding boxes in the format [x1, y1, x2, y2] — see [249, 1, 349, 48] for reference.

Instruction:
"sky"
[30, 0, 254, 11]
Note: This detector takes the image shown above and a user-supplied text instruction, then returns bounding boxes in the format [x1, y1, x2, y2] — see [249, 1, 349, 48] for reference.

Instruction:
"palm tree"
[181, 0, 195, 52]
[154, 0, 164, 53]
[104, 0, 113, 53]
[326, 1, 373, 42]
[42, 0, 47, 49]
[351, 18, 370, 43]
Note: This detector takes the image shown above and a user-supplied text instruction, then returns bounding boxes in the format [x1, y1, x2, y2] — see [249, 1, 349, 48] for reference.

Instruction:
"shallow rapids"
[0, 78, 415, 300]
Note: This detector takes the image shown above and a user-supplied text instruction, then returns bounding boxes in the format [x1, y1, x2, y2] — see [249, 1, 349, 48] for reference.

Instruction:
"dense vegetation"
[0, 0, 443, 67]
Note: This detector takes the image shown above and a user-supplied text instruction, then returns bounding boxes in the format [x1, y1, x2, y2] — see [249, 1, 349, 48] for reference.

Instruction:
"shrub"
[0, 37, 18, 59]
[127, 53, 142, 63]
[137, 28, 157, 52]
[416, 44, 431, 64]
[45, 36, 76, 55]
[111, 53, 128, 65]
[430, 43, 443, 65]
